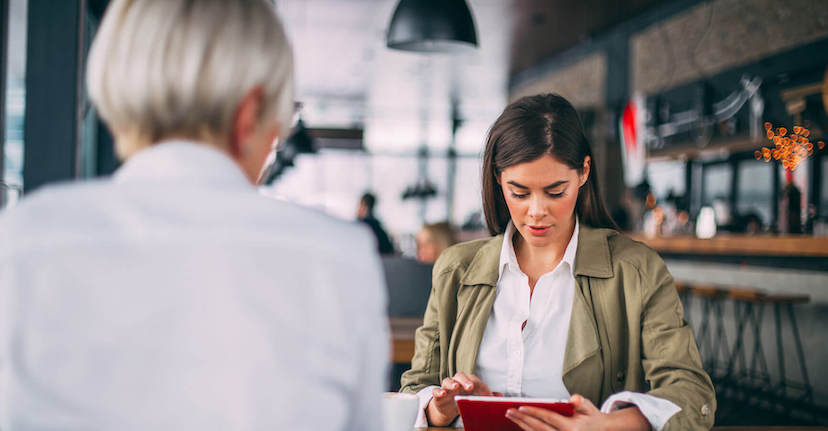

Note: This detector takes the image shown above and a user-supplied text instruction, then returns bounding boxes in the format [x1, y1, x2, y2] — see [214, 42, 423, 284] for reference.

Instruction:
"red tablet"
[455, 395, 574, 431]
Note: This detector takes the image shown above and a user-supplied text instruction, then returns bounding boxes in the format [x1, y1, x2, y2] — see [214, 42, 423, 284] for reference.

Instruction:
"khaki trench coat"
[400, 225, 716, 430]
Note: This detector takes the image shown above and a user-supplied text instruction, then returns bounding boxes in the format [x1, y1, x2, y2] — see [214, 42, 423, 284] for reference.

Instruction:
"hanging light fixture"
[386, 0, 478, 53]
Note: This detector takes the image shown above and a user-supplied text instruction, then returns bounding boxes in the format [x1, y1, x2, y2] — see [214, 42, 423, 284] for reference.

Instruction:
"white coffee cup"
[382, 392, 419, 431]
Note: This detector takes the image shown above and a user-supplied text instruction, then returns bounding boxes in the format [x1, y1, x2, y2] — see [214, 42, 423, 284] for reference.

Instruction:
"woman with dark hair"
[400, 94, 714, 430]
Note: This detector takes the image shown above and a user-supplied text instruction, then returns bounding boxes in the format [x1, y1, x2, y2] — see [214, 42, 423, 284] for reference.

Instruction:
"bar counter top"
[630, 234, 828, 258]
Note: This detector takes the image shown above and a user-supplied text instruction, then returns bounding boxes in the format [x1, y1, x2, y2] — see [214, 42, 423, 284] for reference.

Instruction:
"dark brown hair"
[481, 93, 617, 235]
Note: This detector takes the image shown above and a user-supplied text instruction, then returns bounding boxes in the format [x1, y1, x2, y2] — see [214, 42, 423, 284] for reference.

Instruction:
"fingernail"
[465, 384, 473, 390]
[518, 406, 528, 412]
[505, 409, 514, 417]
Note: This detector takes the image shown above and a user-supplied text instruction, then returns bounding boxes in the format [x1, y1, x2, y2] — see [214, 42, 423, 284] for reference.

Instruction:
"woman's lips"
[527, 225, 551, 236]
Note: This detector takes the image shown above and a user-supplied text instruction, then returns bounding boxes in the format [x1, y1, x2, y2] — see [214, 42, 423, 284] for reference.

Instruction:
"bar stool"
[690, 284, 731, 383]
[725, 289, 817, 423]
[725, 288, 771, 396]
[763, 293, 814, 420]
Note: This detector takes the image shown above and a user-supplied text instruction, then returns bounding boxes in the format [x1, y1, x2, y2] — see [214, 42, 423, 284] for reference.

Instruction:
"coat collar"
[460, 222, 614, 287]
[498, 220, 579, 281]
[573, 224, 614, 279]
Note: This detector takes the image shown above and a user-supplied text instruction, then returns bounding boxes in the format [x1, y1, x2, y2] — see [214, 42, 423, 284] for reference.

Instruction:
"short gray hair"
[86, 0, 294, 157]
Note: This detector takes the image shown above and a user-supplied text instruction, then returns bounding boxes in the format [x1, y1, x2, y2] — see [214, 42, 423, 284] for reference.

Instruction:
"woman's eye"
[548, 192, 564, 198]
[511, 192, 528, 199]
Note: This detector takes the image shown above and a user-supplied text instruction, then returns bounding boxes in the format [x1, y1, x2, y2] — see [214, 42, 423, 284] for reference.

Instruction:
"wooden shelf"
[631, 234, 828, 257]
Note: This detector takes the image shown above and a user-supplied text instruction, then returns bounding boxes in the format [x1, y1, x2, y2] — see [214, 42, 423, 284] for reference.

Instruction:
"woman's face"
[498, 153, 589, 249]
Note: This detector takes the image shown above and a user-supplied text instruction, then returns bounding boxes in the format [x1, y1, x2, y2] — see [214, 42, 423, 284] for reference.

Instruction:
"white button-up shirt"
[476, 220, 579, 398]
[0, 141, 388, 431]
[416, 220, 680, 430]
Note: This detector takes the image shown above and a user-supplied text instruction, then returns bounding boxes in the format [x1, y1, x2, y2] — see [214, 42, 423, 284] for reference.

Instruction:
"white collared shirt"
[415, 220, 680, 430]
[0, 141, 388, 431]
[476, 219, 579, 398]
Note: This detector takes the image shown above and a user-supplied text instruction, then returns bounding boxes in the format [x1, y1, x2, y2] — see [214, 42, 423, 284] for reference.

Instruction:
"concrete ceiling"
[508, 0, 663, 77]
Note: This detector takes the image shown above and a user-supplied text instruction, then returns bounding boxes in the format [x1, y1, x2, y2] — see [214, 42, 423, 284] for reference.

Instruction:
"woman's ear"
[579, 156, 591, 187]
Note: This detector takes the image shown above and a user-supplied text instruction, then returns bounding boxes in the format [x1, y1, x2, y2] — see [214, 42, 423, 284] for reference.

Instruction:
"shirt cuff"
[599, 391, 681, 431]
[413, 386, 464, 428]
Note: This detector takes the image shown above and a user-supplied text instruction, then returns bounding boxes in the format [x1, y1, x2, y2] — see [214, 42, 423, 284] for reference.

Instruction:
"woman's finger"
[467, 374, 493, 394]
[452, 373, 476, 391]
[517, 406, 568, 429]
[441, 378, 460, 391]
[570, 394, 598, 414]
[507, 408, 558, 431]
[505, 409, 534, 431]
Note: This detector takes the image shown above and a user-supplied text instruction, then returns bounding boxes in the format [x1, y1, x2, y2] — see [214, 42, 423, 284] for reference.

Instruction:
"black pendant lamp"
[386, 0, 478, 53]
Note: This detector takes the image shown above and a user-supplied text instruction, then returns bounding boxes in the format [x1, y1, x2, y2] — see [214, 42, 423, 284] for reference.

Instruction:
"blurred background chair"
[383, 256, 432, 391]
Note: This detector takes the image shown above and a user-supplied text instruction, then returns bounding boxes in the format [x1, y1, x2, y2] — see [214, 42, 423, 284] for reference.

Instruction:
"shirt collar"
[113, 140, 252, 189]
[498, 218, 580, 279]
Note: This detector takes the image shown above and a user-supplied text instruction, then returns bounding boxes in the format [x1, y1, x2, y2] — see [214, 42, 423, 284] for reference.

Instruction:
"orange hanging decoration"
[757, 124, 822, 170]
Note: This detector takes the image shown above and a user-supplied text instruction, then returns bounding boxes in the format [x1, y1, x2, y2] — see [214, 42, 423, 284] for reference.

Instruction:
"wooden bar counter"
[629, 234, 828, 257]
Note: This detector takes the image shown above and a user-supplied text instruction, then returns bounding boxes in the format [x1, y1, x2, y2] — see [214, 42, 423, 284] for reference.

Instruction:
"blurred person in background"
[400, 94, 714, 430]
[0, 1, 387, 429]
[357, 191, 395, 255]
[416, 221, 458, 264]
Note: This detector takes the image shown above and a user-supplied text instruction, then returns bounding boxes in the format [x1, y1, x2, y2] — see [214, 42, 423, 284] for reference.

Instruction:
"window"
[647, 160, 686, 202]
[702, 163, 731, 206]
[3, 0, 27, 195]
[702, 163, 732, 225]
[736, 159, 773, 226]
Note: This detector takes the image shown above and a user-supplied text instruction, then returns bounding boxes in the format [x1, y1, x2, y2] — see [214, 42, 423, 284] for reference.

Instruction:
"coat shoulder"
[605, 230, 665, 272]
[433, 236, 497, 275]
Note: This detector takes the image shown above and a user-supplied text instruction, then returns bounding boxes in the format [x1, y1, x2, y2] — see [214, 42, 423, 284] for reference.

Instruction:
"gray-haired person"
[0, 1, 387, 429]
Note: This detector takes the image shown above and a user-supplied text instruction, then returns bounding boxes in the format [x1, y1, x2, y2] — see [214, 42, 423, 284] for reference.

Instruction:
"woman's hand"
[506, 394, 650, 431]
[426, 372, 503, 426]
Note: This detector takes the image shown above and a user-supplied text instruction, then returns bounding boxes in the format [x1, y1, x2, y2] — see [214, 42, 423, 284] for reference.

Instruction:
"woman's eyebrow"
[543, 181, 568, 190]
[506, 180, 568, 189]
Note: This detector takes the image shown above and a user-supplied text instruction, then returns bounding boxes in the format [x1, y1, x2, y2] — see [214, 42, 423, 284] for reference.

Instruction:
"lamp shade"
[386, 0, 478, 52]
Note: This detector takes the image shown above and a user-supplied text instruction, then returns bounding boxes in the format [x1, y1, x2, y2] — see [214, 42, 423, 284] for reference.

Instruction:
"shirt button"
[616, 371, 625, 382]
[701, 404, 710, 416]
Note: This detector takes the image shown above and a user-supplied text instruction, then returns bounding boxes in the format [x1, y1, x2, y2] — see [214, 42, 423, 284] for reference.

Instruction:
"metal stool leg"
[698, 297, 714, 370]
[712, 296, 731, 380]
[774, 304, 787, 398]
[787, 304, 814, 412]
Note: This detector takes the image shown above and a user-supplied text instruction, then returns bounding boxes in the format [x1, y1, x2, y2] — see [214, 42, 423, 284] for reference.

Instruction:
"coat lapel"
[562, 225, 614, 402]
[450, 235, 503, 375]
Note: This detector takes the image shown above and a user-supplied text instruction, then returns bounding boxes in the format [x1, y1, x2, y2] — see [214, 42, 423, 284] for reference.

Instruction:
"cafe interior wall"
[509, 0, 828, 412]
[259, 0, 513, 252]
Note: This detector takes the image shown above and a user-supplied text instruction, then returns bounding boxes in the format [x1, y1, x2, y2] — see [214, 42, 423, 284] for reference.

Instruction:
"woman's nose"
[527, 195, 547, 219]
